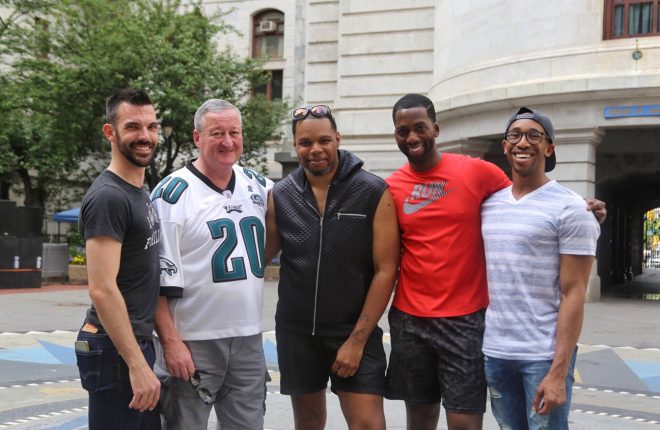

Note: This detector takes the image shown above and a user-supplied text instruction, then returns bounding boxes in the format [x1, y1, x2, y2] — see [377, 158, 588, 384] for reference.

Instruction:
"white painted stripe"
[570, 410, 660, 425]
[0, 330, 77, 335]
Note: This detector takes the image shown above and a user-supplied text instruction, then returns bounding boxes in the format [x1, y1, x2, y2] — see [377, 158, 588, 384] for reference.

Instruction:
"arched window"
[252, 10, 284, 101]
[252, 10, 284, 59]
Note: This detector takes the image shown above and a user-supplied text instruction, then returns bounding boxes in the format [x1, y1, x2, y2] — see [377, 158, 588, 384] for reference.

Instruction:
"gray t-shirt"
[80, 170, 160, 340]
[481, 180, 600, 360]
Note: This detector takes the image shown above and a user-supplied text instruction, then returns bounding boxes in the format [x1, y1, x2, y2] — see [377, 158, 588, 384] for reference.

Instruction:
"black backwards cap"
[505, 107, 556, 172]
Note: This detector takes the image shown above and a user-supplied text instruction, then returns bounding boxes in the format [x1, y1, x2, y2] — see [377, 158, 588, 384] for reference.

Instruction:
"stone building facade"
[198, 1, 660, 296]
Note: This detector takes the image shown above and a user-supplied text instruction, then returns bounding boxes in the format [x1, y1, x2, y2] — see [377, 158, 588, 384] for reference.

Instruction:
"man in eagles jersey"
[151, 99, 272, 430]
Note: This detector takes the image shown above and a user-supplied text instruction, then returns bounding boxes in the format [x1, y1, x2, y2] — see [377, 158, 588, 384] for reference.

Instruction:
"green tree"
[0, 0, 286, 207]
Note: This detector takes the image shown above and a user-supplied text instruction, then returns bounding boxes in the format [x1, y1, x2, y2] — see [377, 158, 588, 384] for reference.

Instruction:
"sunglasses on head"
[291, 105, 332, 121]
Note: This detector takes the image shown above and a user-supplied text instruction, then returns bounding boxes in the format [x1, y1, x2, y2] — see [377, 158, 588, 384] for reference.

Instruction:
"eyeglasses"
[291, 105, 332, 121]
[190, 371, 214, 405]
[504, 130, 549, 145]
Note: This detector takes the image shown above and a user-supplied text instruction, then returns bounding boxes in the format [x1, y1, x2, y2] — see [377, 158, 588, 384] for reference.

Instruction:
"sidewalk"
[0, 280, 659, 429]
[2, 279, 658, 347]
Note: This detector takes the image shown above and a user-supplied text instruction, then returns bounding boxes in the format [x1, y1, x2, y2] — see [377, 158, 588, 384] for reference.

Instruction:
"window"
[251, 10, 284, 101]
[253, 70, 283, 101]
[252, 10, 284, 59]
[604, 0, 660, 39]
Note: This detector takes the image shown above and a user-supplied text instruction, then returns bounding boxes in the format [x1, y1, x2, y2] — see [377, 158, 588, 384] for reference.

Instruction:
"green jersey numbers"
[152, 176, 189, 204]
[242, 167, 267, 188]
[207, 216, 266, 282]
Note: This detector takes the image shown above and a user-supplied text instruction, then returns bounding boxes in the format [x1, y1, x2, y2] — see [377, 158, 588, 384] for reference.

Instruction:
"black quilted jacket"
[273, 150, 387, 337]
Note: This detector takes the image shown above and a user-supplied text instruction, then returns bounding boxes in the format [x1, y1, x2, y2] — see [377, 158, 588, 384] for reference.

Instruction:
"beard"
[399, 140, 435, 165]
[305, 163, 335, 176]
[301, 157, 338, 177]
[116, 134, 156, 168]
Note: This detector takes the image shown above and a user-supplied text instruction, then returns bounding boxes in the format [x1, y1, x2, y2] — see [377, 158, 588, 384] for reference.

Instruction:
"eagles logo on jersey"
[224, 204, 243, 213]
[160, 257, 178, 276]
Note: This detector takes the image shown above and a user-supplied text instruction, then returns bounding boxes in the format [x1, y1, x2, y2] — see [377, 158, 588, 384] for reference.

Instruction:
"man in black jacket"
[265, 105, 400, 430]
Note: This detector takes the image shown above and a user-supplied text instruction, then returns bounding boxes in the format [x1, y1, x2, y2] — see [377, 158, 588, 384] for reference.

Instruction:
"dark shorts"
[276, 326, 386, 396]
[385, 306, 487, 414]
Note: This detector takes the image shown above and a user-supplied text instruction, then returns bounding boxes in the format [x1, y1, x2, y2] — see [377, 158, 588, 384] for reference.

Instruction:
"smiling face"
[393, 107, 440, 171]
[193, 109, 243, 173]
[293, 117, 340, 178]
[105, 102, 159, 167]
[503, 118, 554, 178]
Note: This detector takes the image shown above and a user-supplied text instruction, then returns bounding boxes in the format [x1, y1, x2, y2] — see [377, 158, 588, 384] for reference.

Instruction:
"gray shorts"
[385, 307, 487, 414]
[157, 334, 267, 430]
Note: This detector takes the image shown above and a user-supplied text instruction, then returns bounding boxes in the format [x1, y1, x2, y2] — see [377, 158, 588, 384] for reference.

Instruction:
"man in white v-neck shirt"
[481, 107, 600, 430]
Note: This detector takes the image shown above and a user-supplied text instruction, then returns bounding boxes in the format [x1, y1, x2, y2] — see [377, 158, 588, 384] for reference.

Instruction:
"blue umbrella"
[52, 208, 80, 223]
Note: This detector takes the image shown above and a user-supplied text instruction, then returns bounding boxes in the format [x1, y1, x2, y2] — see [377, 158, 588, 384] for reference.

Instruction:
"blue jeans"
[484, 350, 577, 430]
[75, 331, 161, 430]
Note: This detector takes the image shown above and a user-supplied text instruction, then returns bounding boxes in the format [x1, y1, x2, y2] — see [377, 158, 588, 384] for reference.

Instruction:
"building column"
[437, 138, 494, 159]
[552, 128, 603, 198]
[552, 128, 605, 302]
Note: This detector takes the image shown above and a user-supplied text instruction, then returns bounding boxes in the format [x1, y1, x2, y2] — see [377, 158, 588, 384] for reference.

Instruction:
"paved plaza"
[0, 277, 659, 429]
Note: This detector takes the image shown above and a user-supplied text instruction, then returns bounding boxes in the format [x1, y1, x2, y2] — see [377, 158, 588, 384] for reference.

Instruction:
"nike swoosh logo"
[403, 196, 440, 214]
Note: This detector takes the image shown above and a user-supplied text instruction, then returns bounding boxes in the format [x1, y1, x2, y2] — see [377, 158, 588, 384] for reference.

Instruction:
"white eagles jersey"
[151, 162, 273, 340]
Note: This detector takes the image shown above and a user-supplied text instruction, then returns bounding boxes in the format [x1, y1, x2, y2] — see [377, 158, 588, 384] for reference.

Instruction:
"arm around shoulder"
[477, 157, 511, 194]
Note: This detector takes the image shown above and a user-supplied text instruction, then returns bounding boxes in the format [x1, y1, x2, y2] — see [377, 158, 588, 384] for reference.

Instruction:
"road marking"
[0, 379, 80, 390]
[572, 409, 660, 425]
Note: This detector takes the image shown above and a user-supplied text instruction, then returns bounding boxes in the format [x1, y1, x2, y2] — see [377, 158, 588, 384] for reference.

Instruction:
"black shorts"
[385, 306, 487, 414]
[276, 326, 386, 396]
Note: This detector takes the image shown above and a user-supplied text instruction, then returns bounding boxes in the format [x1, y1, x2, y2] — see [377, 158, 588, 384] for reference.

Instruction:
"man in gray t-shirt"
[481, 107, 600, 430]
[76, 88, 162, 430]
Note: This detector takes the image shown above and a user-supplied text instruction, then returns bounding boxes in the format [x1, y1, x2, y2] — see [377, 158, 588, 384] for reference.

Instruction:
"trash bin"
[42, 243, 69, 279]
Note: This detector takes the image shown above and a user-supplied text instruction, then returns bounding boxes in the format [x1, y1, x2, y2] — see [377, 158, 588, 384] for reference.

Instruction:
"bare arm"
[333, 190, 400, 378]
[265, 190, 281, 264]
[154, 296, 195, 380]
[86, 236, 160, 411]
[533, 254, 594, 414]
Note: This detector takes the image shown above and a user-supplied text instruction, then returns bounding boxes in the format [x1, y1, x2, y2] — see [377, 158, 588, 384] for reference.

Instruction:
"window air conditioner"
[259, 20, 277, 33]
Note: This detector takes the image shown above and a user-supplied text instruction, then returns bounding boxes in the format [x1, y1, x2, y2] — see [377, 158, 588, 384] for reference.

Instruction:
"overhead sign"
[604, 105, 660, 118]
